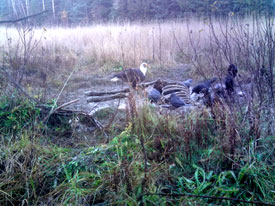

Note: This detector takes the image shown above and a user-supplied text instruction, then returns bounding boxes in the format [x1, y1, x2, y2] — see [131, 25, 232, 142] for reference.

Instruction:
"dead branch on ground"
[38, 101, 107, 137]
[87, 93, 127, 103]
[84, 88, 130, 96]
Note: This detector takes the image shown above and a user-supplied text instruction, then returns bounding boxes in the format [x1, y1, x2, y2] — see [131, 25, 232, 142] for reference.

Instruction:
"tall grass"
[1, 17, 264, 70]
[0, 97, 274, 205]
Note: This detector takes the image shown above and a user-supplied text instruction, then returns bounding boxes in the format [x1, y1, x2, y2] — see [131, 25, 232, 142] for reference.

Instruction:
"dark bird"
[192, 77, 218, 94]
[224, 64, 238, 94]
[201, 87, 213, 107]
[228, 64, 238, 78]
[170, 93, 186, 108]
[148, 88, 161, 103]
[202, 87, 225, 107]
[225, 74, 234, 93]
[111, 63, 148, 88]
[214, 83, 226, 98]
[260, 65, 271, 84]
[260, 65, 267, 77]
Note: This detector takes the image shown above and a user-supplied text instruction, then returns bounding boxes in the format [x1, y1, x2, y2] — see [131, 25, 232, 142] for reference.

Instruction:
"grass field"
[1, 17, 263, 70]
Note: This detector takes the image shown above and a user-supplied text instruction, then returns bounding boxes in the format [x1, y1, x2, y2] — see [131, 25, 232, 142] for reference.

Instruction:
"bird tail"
[111, 77, 120, 82]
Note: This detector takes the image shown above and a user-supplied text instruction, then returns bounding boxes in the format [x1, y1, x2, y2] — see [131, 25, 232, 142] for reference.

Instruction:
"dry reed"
[0, 18, 261, 71]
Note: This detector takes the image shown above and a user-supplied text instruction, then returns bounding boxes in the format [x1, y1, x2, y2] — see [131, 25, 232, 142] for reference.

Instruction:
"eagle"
[111, 63, 148, 88]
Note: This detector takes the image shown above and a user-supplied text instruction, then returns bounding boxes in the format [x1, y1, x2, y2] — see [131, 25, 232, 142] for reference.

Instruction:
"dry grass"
[0, 17, 261, 72]
[0, 17, 273, 110]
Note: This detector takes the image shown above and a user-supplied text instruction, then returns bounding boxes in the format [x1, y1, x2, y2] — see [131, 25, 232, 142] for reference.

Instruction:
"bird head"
[210, 77, 218, 84]
[201, 87, 209, 94]
[140, 63, 148, 75]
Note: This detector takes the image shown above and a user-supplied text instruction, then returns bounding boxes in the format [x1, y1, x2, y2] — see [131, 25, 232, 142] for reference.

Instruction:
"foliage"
[0, 0, 274, 25]
[178, 163, 275, 205]
[0, 96, 40, 136]
[0, 93, 274, 205]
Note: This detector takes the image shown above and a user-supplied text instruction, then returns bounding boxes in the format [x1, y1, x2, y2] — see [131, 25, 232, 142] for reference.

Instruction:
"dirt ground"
[29, 63, 193, 147]
[21, 62, 255, 148]
[52, 63, 194, 113]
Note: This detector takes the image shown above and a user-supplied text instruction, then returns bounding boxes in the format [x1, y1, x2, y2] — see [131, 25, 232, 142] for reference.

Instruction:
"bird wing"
[113, 68, 145, 83]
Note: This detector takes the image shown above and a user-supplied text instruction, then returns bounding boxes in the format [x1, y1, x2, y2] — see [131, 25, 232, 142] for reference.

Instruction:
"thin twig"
[43, 65, 78, 122]
[51, 99, 80, 113]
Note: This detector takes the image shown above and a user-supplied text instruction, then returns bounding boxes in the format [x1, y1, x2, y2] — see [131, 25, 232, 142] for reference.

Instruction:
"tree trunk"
[10, 0, 18, 17]
[42, 0, 45, 11]
[51, 0, 55, 18]
[25, 0, 29, 16]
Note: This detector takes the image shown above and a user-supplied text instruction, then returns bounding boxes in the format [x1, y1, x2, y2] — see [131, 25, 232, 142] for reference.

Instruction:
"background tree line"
[0, 0, 274, 25]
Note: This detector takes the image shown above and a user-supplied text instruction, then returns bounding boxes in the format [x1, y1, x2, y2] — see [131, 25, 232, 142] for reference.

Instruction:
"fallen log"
[42, 99, 80, 122]
[138, 79, 159, 88]
[84, 78, 187, 103]
[84, 88, 130, 96]
[84, 79, 161, 97]
[0, 10, 48, 24]
[87, 93, 127, 103]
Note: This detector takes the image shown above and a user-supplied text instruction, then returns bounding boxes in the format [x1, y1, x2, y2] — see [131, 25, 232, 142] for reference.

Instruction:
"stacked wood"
[84, 78, 190, 103]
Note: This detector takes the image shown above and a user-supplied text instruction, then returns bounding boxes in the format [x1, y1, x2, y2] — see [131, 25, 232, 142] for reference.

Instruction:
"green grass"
[0, 96, 274, 205]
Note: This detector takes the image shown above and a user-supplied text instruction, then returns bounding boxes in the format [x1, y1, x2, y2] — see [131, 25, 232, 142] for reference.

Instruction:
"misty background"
[1, 0, 274, 25]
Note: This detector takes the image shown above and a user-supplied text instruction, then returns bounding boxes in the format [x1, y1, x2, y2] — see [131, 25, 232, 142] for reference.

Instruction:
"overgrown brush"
[2, 17, 272, 73]
[0, 96, 274, 205]
[0, 96, 40, 137]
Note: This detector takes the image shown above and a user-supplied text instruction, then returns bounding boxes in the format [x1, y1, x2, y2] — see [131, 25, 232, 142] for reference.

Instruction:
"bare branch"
[0, 10, 48, 24]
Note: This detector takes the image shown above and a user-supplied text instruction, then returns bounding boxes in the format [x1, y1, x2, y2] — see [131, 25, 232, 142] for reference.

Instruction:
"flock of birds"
[110, 62, 240, 109]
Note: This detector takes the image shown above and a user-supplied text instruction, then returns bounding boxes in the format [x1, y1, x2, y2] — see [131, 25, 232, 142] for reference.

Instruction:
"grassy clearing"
[0, 17, 262, 71]
[1, 17, 272, 97]
[0, 15, 274, 205]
